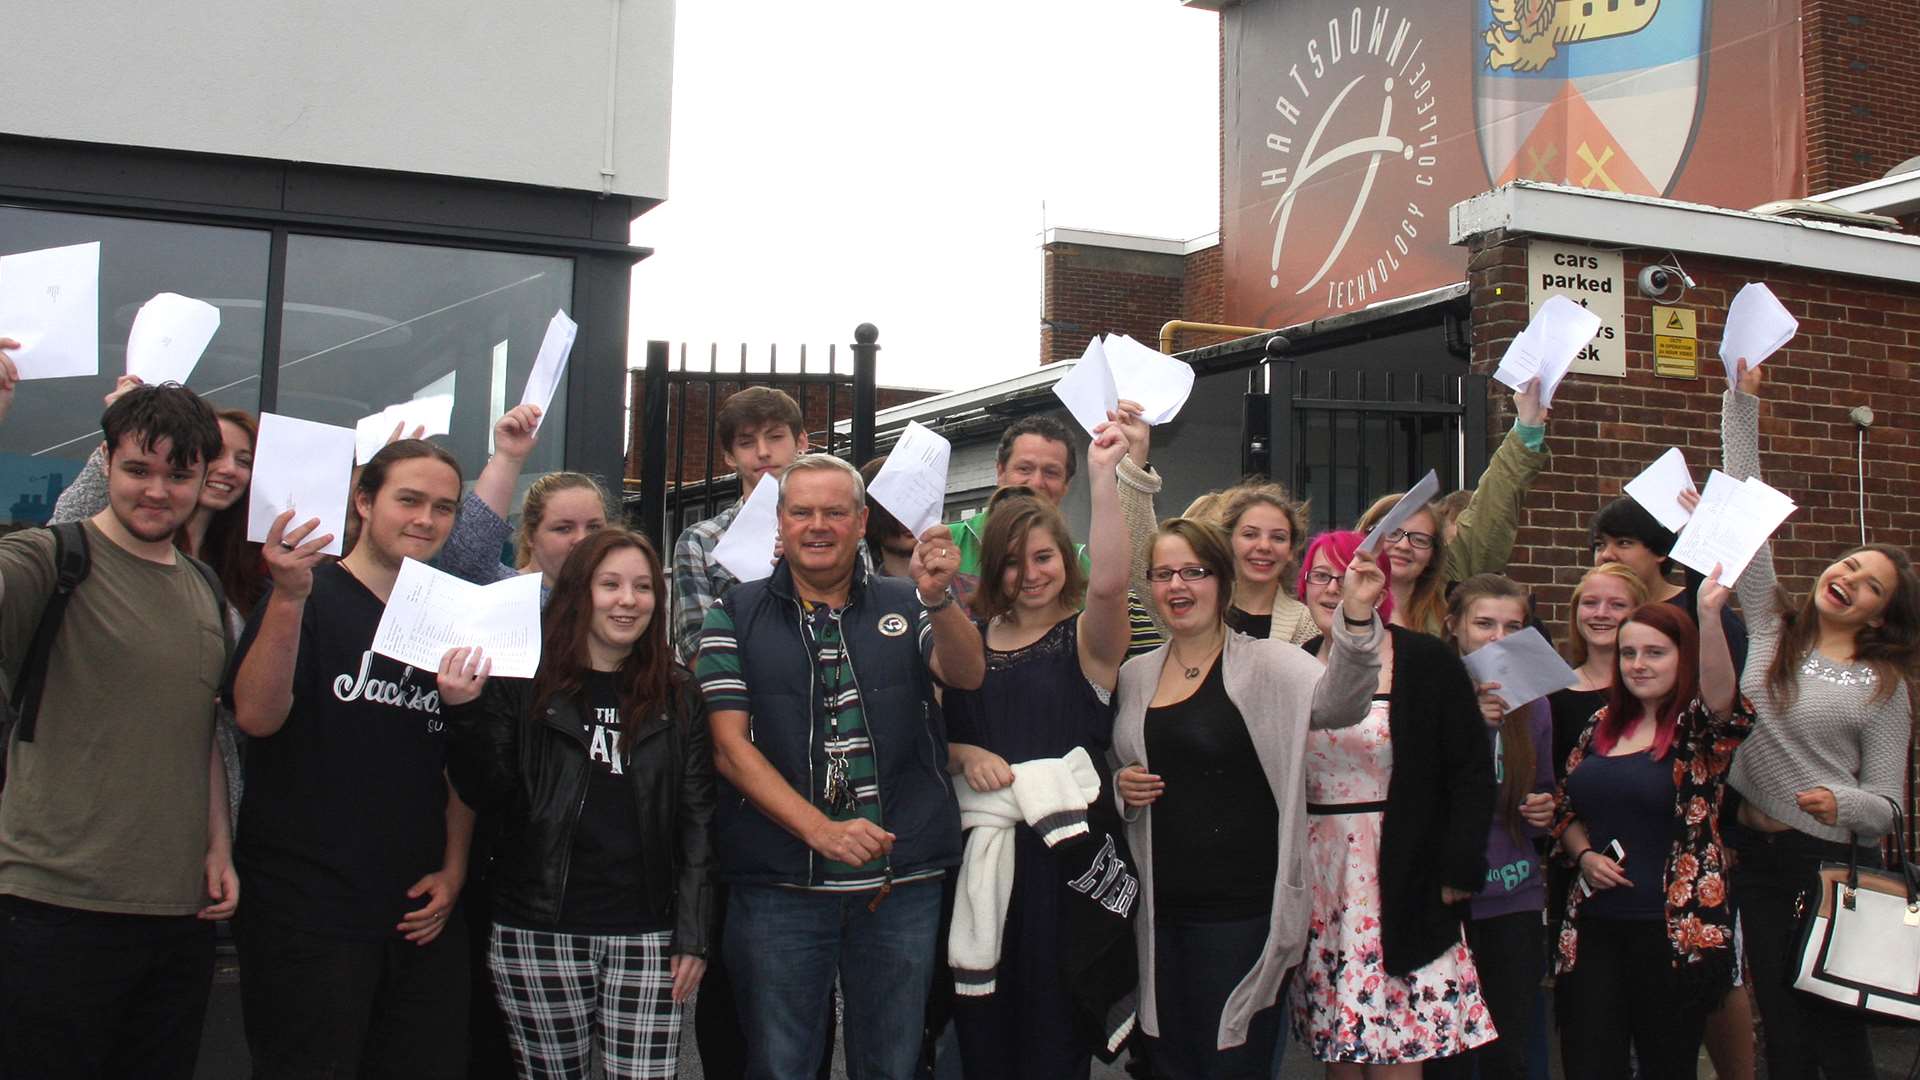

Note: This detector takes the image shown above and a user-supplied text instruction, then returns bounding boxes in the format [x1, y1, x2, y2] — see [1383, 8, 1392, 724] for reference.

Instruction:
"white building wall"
[1, 0, 674, 200]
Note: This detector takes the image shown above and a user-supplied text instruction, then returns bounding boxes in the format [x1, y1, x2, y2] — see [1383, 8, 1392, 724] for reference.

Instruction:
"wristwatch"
[919, 586, 955, 613]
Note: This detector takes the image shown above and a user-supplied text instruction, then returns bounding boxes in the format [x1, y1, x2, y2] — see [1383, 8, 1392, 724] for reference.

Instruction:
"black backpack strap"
[8, 522, 94, 744]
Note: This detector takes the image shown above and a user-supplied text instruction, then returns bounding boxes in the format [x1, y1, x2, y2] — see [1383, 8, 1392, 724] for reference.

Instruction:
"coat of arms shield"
[1474, 0, 1710, 195]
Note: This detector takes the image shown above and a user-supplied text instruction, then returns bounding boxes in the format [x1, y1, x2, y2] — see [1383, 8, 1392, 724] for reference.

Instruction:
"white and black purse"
[1792, 798, 1920, 1021]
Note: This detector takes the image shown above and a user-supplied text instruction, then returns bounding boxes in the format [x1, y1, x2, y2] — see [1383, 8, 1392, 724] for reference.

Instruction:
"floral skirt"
[1288, 810, 1497, 1063]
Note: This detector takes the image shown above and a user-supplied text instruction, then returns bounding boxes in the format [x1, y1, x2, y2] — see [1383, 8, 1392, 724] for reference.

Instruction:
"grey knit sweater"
[1722, 390, 1910, 843]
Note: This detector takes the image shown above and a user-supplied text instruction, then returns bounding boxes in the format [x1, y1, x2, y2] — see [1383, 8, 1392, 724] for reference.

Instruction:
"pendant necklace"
[1169, 634, 1220, 680]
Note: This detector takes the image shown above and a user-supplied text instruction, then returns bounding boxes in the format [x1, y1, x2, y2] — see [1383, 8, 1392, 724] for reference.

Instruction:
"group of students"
[0, 331, 1912, 1080]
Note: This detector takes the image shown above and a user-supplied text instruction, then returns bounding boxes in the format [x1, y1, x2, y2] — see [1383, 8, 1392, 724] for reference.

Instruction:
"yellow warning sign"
[1652, 306, 1697, 338]
[1655, 336, 1698, 377]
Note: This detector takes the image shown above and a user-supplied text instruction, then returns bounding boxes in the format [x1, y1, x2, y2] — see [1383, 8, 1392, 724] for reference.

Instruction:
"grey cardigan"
[1110, 615, 1383, 1050]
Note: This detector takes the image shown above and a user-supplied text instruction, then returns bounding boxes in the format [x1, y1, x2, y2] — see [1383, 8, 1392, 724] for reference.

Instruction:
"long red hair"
[1596, 603, 1698, 761]
[531, 529, 679, 753]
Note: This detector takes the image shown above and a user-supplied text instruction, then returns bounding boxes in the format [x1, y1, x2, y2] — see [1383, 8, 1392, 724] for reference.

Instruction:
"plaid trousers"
[488, 924, 684, 1079]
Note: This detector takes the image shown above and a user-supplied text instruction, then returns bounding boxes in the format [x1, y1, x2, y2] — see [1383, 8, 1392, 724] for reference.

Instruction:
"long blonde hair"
[514, 472, 614, 570]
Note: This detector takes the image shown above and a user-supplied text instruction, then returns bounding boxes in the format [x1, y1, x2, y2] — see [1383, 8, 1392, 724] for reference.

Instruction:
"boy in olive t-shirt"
[0, 377, 234, 1080]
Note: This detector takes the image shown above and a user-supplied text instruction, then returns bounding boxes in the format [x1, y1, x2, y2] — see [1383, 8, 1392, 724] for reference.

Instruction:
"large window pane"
[0, 207, 269, 530]
[276, 236, 573, 527]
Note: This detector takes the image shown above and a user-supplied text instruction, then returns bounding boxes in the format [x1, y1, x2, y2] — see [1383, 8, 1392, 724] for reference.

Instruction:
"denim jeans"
[727, 879, 943, 1080]
[1148, 915, 1286, 1080]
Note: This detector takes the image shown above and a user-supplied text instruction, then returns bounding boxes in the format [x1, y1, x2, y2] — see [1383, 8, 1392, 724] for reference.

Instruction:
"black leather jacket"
[445, 670, 715, 956]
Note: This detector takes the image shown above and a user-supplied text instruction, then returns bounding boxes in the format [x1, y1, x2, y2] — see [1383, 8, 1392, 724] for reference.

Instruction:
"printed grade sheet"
[1667, 470, 1798, 586]
[125, 292, 220, 387]
[372, 558, 544, 679]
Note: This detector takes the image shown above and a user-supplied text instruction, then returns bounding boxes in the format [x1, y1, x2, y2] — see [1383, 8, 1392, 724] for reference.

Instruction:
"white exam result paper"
[867, 420, 951, 539]
[1492, 295, 1600, 407]
[247, 412, 356, 557]
[353, 394, 455, 465]
[0, 241, 100, 380]
[372, 558, 543, 678]
[1460, 626, 1580, 710]
[1719, 283, 1797, 388]
[519, 309, 578, 426]
[1052, 337, 1119, 437]
[1667, 470, 1797, 586]
[1101, 333, 1196, 424]
[125, 292, 220, 387]
[713, 473, 781, 583]
[1358, 470, 1440, 556]
[1623, 448, 1696, 534]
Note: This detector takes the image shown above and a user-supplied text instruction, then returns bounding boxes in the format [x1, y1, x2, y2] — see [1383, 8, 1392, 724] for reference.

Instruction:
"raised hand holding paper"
[1359, 469, 1440, 556]
[1719, 283, 1797, 388]
[1623, 448, 1696, 534]
[1667, 470, 1797, 586]
[1100, 333, 1196, 424]
[247, 412, 356, 557]
[868, 421, 951, 539]
[1051, 337, 1119, 437]
[0, 241, 100, 380]
[353, 394, 455, 465]
[1461, 626, 1580, 710]
[373, 558, 543, 678]
[1492, 295, 1600, 407]
[519, 309, 578, 426]
[712, 473, 781, 583]
[126, 293, 220, 387]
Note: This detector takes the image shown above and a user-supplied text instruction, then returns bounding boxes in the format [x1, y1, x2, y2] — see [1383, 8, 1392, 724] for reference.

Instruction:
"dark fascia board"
[0, 134, 654, 259]
[1175, 282, 1471, 372]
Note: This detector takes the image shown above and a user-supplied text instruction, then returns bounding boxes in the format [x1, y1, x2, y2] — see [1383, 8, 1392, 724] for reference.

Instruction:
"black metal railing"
[629, 324, 877, 548]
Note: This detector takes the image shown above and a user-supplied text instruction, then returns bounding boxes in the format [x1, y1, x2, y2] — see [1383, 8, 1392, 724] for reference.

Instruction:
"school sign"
[1219, 0, 1805, 329]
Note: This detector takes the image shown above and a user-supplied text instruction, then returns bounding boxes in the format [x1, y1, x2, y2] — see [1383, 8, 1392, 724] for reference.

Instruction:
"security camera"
[1637, 265, 1687, 300]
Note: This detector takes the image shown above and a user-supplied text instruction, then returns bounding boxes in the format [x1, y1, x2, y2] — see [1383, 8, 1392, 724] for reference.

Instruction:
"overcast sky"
[629, 0, 1221, 391]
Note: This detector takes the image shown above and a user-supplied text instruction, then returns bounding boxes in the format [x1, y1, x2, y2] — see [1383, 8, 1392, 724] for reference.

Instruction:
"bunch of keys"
[823, 753, 856, 816]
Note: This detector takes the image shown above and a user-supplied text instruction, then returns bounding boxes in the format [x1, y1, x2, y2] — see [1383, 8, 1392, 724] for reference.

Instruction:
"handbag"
[1792, 797, 1920, 1021]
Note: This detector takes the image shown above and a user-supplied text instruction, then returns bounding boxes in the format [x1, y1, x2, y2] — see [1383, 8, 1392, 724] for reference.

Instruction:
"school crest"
[1474, 0, 1708, 195]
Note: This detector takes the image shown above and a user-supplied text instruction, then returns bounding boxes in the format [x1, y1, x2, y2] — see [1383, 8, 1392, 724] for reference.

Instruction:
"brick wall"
[1804, 0, 1920, 193]
[1040, 242, 1188, 363]
[1466, 231, 1920, 631]
[624, 378, 934, 483]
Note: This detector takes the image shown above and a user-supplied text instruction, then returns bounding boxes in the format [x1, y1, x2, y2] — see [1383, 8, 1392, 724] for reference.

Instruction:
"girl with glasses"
[1354, 378, 1552, 637]
[1290, 531, 1497, 1078]
[436, 529, 714, 1080]
[1111, 519, 1386, 1077]
[940, 426, 1135, 1080]
[1714, 360, 1919, 1078]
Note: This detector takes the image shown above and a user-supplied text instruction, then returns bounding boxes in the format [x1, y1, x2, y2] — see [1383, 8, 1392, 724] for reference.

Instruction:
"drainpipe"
[1158, 320, 1273, 355]
[600, 0, 622, 196]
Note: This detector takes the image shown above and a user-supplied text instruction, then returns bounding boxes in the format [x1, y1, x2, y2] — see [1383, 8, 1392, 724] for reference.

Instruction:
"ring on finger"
[278, 540, 296, 551]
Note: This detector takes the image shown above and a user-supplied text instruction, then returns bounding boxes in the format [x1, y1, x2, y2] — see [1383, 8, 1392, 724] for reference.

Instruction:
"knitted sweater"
[1722, 389, 1911, 843]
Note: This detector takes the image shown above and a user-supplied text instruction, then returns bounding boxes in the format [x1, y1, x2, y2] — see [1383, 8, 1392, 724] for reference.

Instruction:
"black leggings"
[1731, 827, 1880, 1079]
[1556, 918, 1708, 1080]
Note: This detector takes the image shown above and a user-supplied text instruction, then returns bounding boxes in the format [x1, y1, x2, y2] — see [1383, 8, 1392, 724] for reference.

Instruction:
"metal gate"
[626, 324, 878, 548]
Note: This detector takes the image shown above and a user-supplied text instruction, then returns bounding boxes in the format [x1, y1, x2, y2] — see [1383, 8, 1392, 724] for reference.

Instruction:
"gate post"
[850, 323, 879, 466]
[1263, 336, 1296, 489]
[639, 340, 670, 548]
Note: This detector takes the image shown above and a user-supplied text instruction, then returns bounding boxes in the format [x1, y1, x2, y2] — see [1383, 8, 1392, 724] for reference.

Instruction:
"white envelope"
[519, 309, 577, 426]
[247, 412, 357, 557]
[713, 474, 781, 583]
[126, 292, 221, 387]
[354, 394, 455, 465]
[1719, 283, 1798, 388]
[0, 241, 100, 380]
[1623, 448, 1696, 535]
[867, 421, 951, 540]
[1051, 337, 1119, 437]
